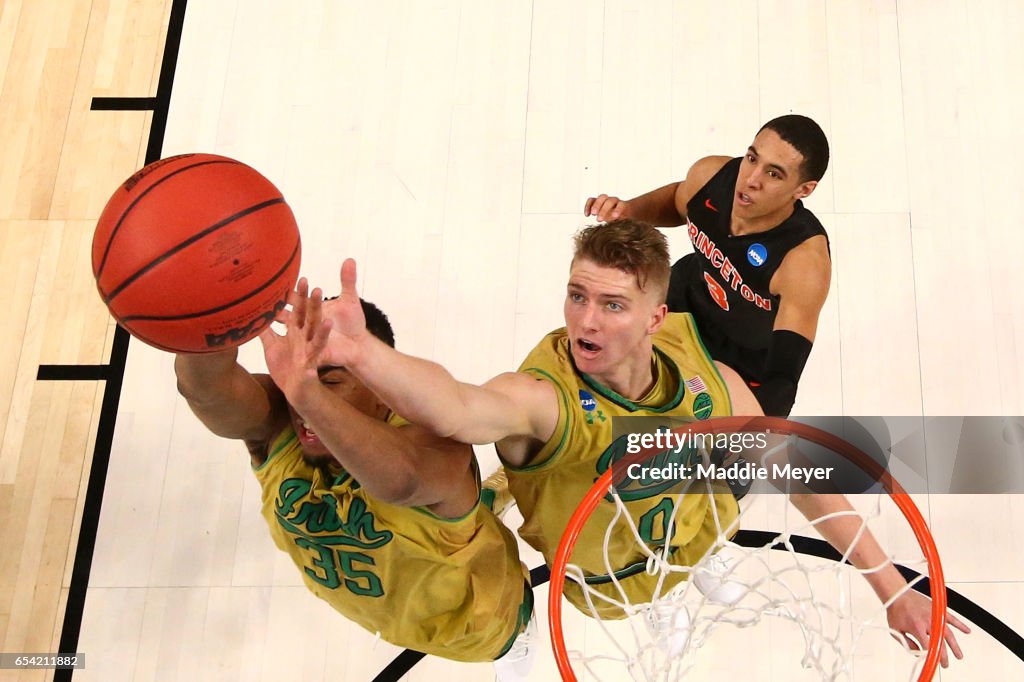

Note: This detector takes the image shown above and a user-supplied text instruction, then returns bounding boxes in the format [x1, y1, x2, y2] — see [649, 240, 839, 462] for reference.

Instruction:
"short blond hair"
[572, 219, 671, 302]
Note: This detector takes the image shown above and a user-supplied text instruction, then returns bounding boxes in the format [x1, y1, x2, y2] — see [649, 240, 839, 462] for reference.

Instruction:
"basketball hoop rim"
[548, 416, 946, 682]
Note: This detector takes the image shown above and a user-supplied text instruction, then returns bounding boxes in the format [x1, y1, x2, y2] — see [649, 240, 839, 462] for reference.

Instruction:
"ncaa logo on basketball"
[579, 390, 597, 412]
[747, 243, 768, 267]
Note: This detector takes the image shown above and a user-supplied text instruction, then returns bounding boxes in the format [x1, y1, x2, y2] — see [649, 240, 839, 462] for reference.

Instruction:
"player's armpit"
[175, 351, 285, 443]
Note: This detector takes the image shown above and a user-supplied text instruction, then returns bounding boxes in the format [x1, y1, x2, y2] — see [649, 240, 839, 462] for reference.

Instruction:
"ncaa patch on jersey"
[579, 390, 597, 412]
[693, 392, 714, 420]
[747, 243, 768, 267]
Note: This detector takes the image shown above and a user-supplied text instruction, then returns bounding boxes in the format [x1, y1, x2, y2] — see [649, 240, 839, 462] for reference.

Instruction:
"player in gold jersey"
[173, 287, 535, 679]
[308, 220, 967, 667]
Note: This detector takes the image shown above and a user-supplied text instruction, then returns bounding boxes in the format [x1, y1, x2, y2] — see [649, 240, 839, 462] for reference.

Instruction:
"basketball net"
[549, 417, 946, 681]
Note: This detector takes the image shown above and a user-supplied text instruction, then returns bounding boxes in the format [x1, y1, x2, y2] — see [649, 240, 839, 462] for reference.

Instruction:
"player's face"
[564, 258, 666, 377]
[734, 129, 817, 220]
[288, 367, 386, 465]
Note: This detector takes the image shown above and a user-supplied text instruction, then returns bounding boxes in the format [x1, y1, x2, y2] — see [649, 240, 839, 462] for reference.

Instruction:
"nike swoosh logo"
[704, 198, 718, 212]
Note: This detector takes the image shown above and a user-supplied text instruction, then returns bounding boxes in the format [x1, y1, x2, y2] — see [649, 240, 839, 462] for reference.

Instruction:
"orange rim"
[548, 416, 946, 682]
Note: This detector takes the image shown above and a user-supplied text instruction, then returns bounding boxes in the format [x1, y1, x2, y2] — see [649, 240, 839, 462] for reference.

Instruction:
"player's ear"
[647, 302, 668, 335]
[795, 179, 818, 200]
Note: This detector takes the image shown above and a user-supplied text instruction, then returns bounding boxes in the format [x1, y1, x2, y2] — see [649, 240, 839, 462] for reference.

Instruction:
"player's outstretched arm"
[583, 156, 731, 225]
[174, 347, 284, 443]
[788, 493, 970, 668]
[259, 288, 477, 515]
[308, 260, 559, 446]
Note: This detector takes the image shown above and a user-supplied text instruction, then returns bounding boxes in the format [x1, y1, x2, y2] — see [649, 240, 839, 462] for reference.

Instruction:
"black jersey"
[680, 156, 828, 352]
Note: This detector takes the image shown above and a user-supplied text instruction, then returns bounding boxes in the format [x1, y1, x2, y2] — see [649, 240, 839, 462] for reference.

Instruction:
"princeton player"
[173, 288, 534, 679]
[585, 114, 831, 416]
[307, 220, 967, 666]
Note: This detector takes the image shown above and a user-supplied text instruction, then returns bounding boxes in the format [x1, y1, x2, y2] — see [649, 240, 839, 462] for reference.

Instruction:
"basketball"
[92, 153, 301, 353]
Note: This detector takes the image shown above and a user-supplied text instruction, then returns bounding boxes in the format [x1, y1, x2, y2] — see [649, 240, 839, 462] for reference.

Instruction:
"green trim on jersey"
[252, 429, 298, 472]
[579, 346, 686, 413]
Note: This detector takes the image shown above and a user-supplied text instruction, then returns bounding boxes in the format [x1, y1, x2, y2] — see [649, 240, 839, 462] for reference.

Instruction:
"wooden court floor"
[1, 1, 174, 680]
[2, 1, 1024, 681]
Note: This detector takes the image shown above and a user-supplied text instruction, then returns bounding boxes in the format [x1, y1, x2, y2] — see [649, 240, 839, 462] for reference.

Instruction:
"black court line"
[90, 96, 157, 111]
[36, 364, 110, 381]
[377, 534, 1023, 680]
[54, 1, 189, 680]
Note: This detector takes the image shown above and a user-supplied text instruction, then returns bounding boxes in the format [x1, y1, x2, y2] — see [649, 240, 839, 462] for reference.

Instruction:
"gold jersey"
[253, 416, 530, 661]
[504, 313, 738, 617]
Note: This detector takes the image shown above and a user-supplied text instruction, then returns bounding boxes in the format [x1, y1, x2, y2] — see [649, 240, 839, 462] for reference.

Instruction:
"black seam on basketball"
[104, 197, 287, 304]
[117, 237, 298, 323]
[95, 158, 244, 288]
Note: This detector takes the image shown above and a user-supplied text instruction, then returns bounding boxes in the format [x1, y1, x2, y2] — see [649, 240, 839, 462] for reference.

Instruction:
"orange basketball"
[92, 153, 301, 353]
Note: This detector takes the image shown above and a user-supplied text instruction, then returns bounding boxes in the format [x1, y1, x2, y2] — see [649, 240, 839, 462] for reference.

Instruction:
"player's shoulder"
[773, 235, 831, 299]
[517, 327, 570, 370]
[677, 156, 735, 212]
[686, 155, 734, 188]
[780, 234, 830, 270]
[687, 155, 734, 182]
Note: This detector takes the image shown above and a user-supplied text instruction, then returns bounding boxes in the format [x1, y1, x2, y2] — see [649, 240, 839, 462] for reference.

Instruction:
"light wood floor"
[1, 0, 174, 680]
[2, 0, 1023, 680]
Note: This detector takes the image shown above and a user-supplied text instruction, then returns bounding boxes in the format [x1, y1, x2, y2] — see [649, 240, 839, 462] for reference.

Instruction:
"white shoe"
[493, 614, 537, 682]
[693, 552, 746, 606]
[646, 600, 691, 658]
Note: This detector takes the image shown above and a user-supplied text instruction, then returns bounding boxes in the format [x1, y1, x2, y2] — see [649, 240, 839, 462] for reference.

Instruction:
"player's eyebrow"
[568, 281, 632, 302]
[748, 146, 789, 178]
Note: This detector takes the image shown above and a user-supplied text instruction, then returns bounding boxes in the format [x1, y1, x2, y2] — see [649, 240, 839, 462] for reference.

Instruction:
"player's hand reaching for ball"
[886, 589, 970, 668]
[315, 258, 373, 369]
[259, 278, 332, 405]
[584, 194, 631, 222]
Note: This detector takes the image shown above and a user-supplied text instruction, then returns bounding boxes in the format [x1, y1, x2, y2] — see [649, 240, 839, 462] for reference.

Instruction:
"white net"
[553, 432, 943, 682]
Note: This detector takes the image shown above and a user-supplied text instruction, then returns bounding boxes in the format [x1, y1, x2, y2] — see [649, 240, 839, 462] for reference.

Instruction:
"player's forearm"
[347, 335, 483, 442]
[289, 383, 421, 503]
[174, 349, 239, 399]
[174, 350, 274, 438]
[627, 182, 685, 226]
[789, 493, 908, 604]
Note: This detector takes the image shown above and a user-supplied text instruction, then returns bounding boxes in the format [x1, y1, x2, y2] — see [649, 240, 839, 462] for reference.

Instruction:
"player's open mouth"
[298, 419, 319, 443]
[577, 338, 602, 356]
[737, 191, 753, 206]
